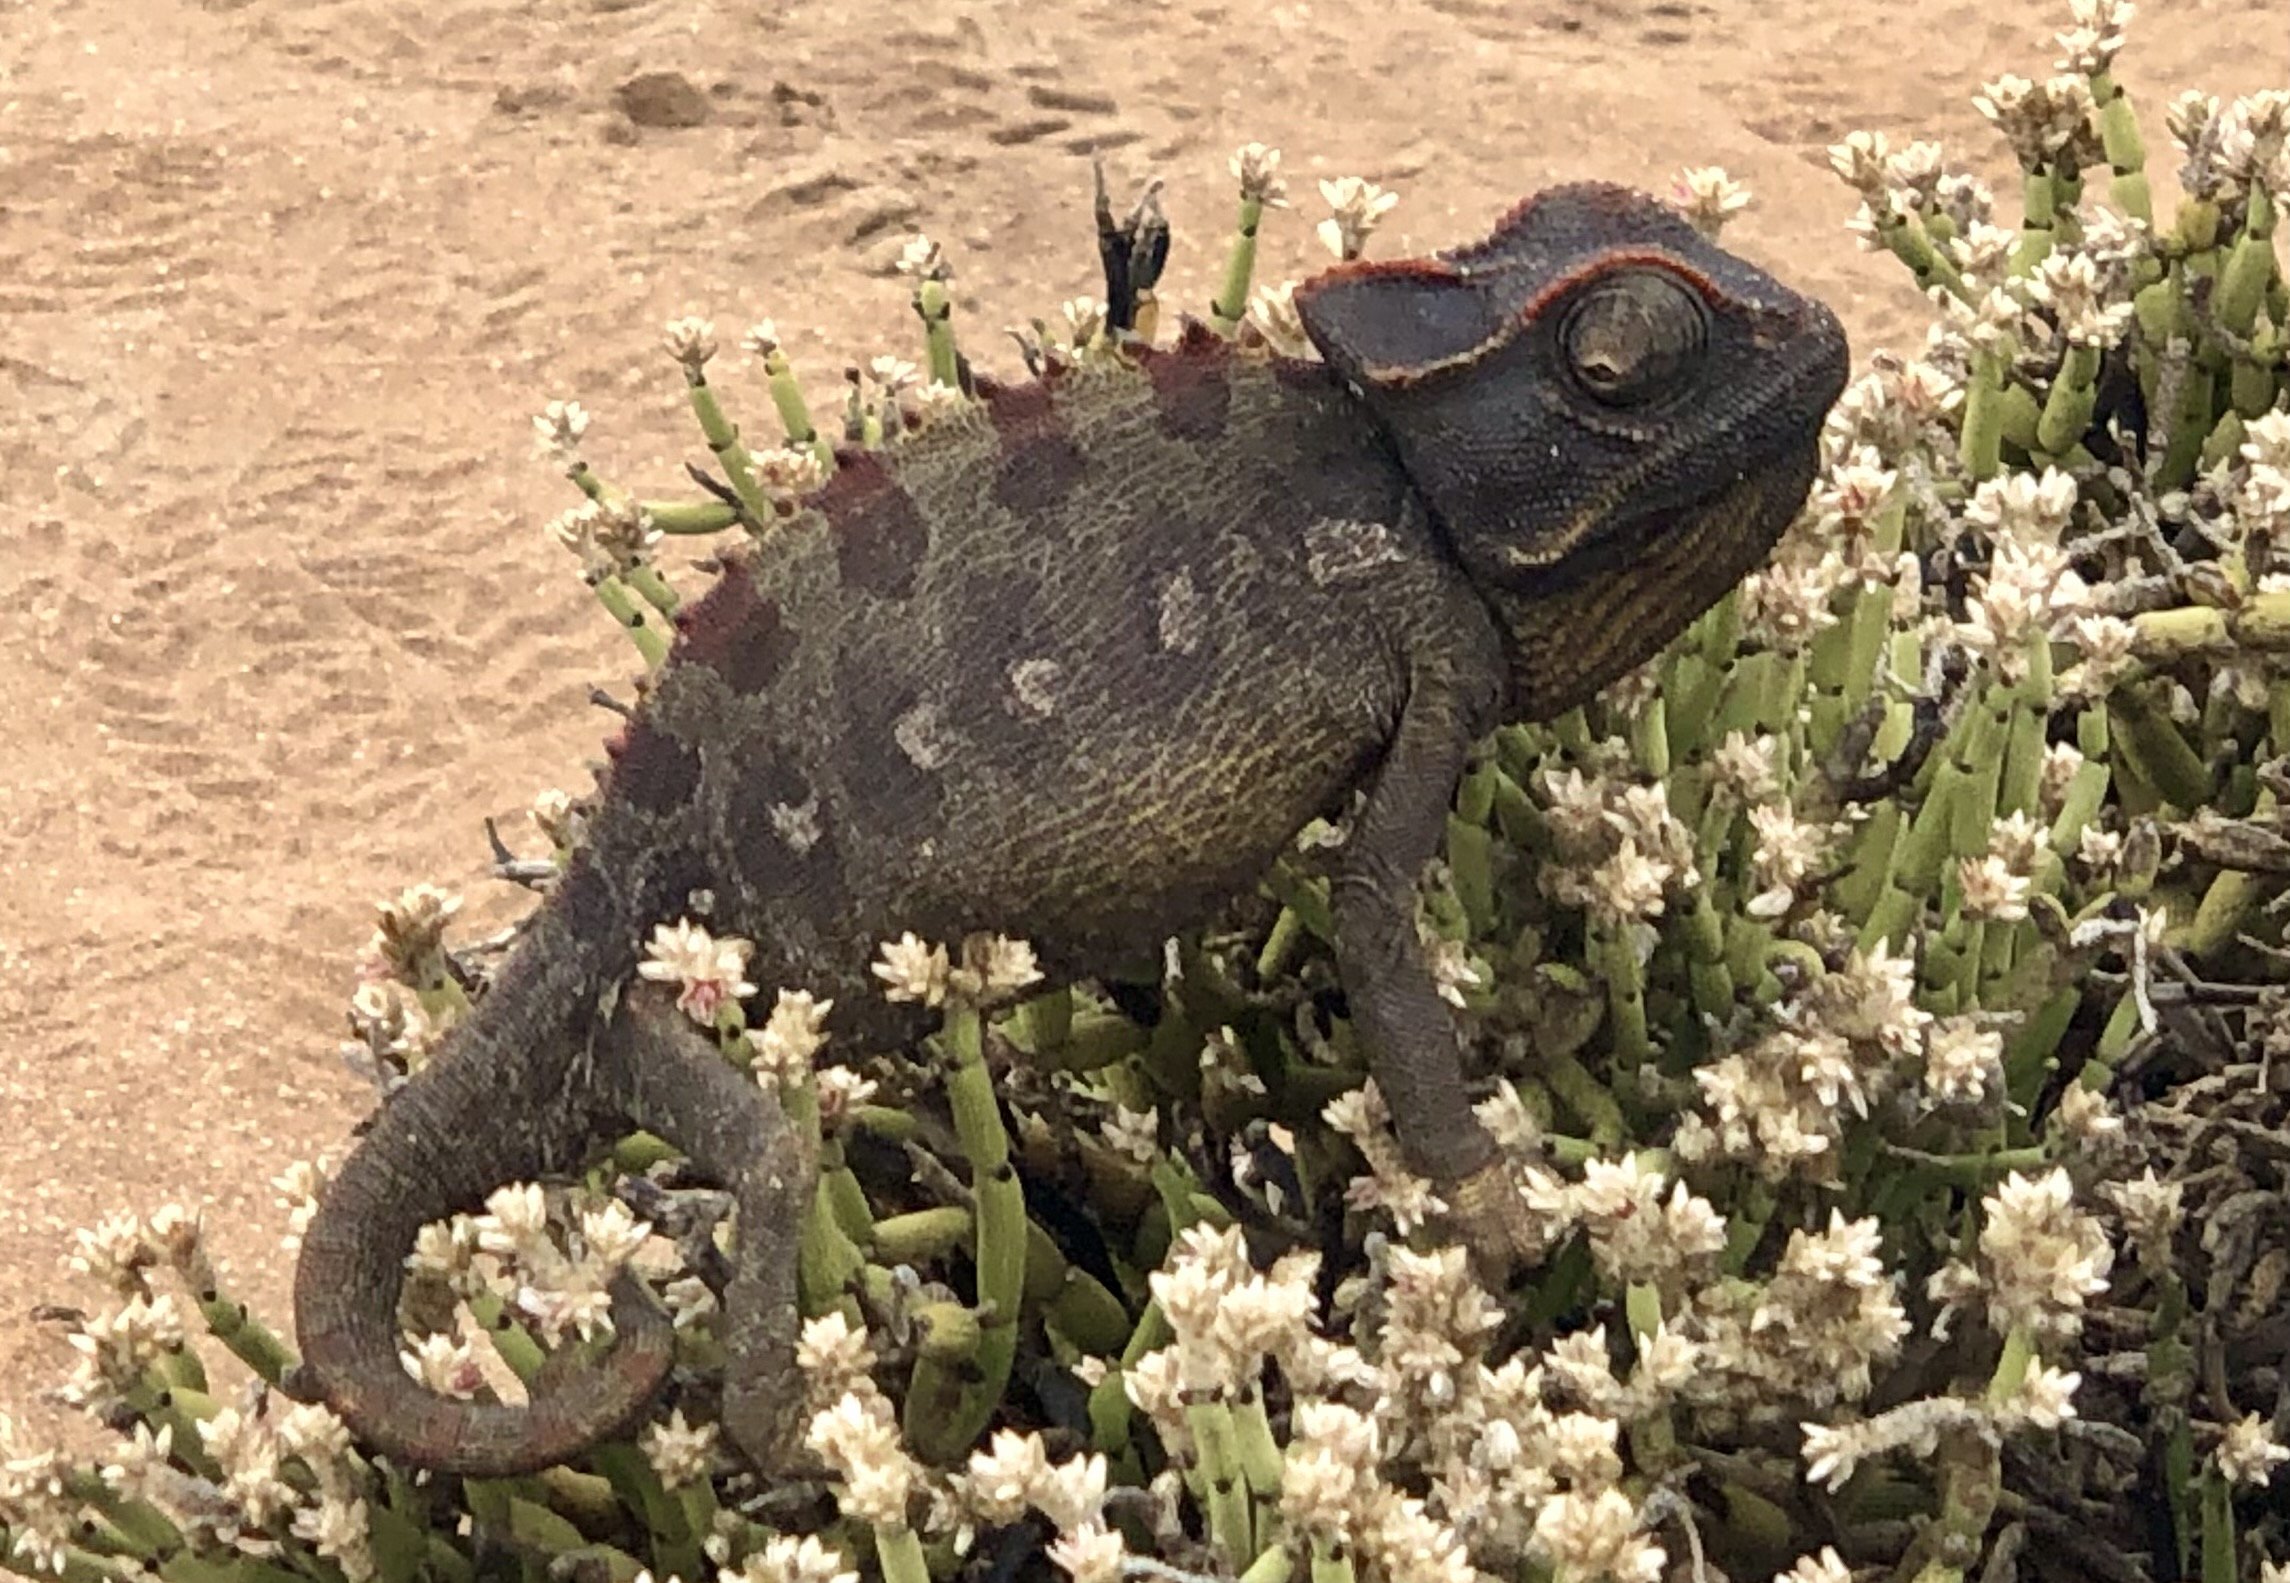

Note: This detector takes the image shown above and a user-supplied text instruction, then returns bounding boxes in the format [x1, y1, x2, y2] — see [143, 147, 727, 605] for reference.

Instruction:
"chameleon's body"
[289, 183, 1849, 1477]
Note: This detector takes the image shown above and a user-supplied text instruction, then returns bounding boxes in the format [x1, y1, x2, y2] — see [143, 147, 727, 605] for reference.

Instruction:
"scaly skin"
[288, 182, 1850, 1476]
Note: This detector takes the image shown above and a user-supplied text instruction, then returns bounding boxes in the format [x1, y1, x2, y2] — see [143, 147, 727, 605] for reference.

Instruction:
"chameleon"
[286, 180, 1850, 1477]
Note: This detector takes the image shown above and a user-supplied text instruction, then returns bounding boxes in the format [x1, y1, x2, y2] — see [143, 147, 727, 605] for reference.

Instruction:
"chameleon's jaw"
[1487, 433, 1828, 721]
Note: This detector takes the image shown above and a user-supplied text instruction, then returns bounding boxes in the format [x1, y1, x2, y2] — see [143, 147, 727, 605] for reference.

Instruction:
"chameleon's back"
[627, 326, 1480, 1031]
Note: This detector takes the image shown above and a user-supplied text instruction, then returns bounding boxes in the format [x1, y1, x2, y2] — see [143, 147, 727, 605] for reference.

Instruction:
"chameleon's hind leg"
[610, 985, 818, 1472]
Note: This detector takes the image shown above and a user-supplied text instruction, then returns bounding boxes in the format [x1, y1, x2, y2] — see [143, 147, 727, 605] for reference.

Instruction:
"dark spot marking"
[1141, 336, 1233, 441]
[1173, 315, 1222, 354]
[986, 378, 1088, 515]
[610, 722, 701, 815]
[836, 671, 947, 838]
[725, 753, 820, 887]
[821, 451, 931, 600]
[555, 858, 619, 941]
[671, 572, 796, 695]
[650, 844, 715, 914]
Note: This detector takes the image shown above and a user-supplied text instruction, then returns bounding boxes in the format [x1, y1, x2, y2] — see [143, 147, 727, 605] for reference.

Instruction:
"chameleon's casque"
[287, 182, 1849, 1476]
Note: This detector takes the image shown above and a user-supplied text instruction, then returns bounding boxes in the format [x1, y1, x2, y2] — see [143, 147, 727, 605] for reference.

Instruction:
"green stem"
[1209, 196, 1266, 334]
[876, 1524, 930, 1583]
[2197, 1472, 2235, 1583]
[683, 374, 775, 525]
[1595, 922, 1650, 1073]
[589, 575, 668, 667]
[1231, 1384, 1286, 1498]
[1188, 1397, 1256, 1567]
[915, 278, 960, 391]
[902, 1005, 1027, 1462]
[643, 499, 741, 535]
[761, 345, 835, 472]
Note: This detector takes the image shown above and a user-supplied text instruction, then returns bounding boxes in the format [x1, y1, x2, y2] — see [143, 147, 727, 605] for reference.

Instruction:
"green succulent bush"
[8, 4, 2290, 1583]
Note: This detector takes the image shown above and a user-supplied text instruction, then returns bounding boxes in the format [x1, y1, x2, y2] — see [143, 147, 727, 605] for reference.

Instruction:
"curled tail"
[286, 881, 675, 1476]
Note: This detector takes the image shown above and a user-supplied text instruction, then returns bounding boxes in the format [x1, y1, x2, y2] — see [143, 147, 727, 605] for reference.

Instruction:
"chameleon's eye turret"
[1561, 270, 1707, 407]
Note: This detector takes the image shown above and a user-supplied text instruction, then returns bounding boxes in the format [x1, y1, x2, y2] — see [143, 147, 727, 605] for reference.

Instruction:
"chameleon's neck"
[1475, 576, 1655, 722]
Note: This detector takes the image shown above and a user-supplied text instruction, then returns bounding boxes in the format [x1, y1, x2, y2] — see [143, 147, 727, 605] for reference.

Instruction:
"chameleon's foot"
[1440, 1159, 1538, 1290]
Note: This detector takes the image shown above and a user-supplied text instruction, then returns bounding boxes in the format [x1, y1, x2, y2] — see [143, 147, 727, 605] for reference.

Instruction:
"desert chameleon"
[285, 180, 1850, 1477]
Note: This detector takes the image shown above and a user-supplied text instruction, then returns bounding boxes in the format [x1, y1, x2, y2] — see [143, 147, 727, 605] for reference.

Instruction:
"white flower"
[872, 931, 950, 1005]
[533, 399, 590, 466]
[733, 1536, 860, 1583]
[1317, 176, 1400, 259]
[1980, 1168, 2114, 1338]
[638, 920, 756, 1024]
[795, 1312, 878, 1405]
[964, 1429, 1050, 1524]
[1045, 1523, 1125, 1583]
[1924, 1017, 2003, 1106]
[867, 355, 919, 393]
[1229, 142, 1289, 206]
[1532, 1487, 1664, 1583]
[400, 1332, 483, 1396]
[895, 235, 945, 278]
[749, 988, 834, 1083]
[2217, 1412, 2290, 1486]
[1035, 1451, 1109, 1533]
[640, 1408, 719, 1487]
[663, 315, 717, 369]
[1062, 297, 1108, 348]
[579, 1199, 651, 1270]
[957, 933, 1045, 1001]
[1673, 165, 1753, 236]
[1100, 1104, 1158, 1164]
[806, 1391, 915, 1528]
[2001, 1360, 2081, 1430]
[1776, 1549, 1853, 1583]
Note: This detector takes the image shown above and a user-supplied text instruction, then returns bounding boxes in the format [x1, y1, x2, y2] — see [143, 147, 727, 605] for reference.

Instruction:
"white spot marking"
[769, 795, 822, 854]
[1303, 515, 1406, 585]
[894, 701, 950, 770]
[1157, 567, 1203, 655]
[1007, 657, 1063, 719]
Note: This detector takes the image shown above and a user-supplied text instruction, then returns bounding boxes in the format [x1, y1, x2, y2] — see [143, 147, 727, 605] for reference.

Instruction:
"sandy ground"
[0, 0, 2279, 1429]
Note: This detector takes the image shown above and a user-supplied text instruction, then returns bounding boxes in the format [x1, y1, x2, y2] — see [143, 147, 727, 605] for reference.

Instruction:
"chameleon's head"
[1294, 182, 1850, 719]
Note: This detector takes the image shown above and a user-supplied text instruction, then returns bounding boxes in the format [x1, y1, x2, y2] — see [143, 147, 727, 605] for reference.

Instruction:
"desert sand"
[0, 0, 2279, 1425]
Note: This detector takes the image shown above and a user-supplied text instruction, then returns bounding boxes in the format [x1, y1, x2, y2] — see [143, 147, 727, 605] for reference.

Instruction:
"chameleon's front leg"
[1330, 664, 1532, 1278]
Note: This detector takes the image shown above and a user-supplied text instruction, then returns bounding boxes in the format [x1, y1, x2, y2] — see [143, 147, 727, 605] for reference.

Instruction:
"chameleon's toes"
[1441, 1160, 1536, 1289]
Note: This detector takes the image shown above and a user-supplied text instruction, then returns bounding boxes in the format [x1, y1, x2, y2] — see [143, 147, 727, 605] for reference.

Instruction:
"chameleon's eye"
[1559, 270, 1707, 407]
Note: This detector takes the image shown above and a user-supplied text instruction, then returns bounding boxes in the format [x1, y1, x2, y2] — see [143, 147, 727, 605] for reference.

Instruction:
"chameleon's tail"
[286, 893, 674, 1476]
